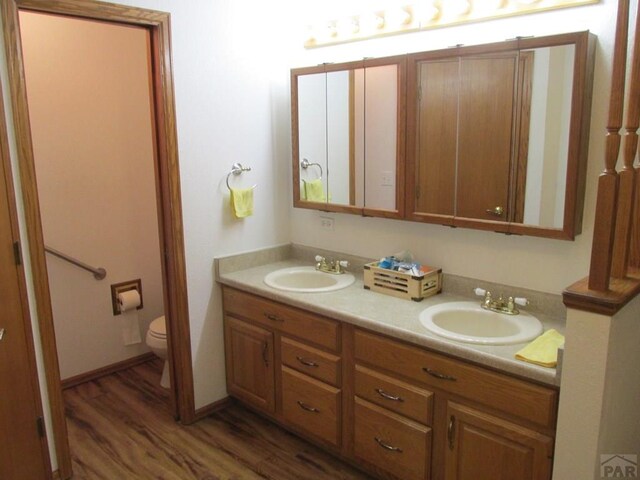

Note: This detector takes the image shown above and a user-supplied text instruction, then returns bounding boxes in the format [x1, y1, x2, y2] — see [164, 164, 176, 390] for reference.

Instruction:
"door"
[224, 317, 275, 412]
[0, 108, 51, 479]
[445, 402, 553, 480]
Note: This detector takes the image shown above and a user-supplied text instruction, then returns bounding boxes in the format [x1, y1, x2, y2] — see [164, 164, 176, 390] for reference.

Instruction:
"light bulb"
[359, 12, 385, 34]
[336, 17, 360, 37]
[385, 7, 412, 28]
[449, 0, 471, 16]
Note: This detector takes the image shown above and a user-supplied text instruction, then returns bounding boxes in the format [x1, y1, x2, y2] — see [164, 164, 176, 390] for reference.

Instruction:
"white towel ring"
[226, 163, 256, 191]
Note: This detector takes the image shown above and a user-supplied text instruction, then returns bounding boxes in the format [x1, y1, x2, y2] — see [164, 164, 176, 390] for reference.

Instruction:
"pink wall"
[20, 11, 164, 379]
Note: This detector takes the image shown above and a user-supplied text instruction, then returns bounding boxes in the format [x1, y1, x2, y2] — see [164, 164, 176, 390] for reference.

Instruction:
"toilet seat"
[148, 315, 166, 339]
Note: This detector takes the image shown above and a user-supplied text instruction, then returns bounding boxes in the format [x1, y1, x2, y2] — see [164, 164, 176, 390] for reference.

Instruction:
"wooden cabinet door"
[224, 317, 275, 413]
[445, 402, 553, 480]
[456, 54, 516, 221]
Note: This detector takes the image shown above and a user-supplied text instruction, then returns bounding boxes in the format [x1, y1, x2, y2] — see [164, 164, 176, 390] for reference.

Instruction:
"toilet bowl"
[146, 315, 170, 388]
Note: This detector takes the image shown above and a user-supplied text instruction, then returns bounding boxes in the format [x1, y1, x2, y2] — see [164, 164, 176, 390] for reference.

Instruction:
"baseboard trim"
[193, 396, 232, 422]
[61, 352, 156, 390]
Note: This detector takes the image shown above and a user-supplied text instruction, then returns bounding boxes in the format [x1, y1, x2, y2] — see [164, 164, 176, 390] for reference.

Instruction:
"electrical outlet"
[320, 216, 334, 231]
[381, 171, 394, 186]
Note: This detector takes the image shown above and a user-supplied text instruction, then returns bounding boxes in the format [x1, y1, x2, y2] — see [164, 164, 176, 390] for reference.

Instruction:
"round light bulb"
[359, 12, 385, 34]
[385, 7, 412, 28]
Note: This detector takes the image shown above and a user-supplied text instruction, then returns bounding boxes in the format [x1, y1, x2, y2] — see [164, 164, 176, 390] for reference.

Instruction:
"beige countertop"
[216, 250, 564, 387]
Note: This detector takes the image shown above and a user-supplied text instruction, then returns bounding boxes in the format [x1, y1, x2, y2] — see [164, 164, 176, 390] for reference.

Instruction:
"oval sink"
[419, 301, 543, 345]
[264, 266, 355, 293]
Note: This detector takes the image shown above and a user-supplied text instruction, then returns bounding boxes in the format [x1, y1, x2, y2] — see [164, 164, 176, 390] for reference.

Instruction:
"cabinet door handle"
[423, 367, 457, 381]
[0, 328, 4, 341]
[485, 206, 504, 217]
[262, 342, 269, 367]
[264, 313, 283, 322]
[296, 356, 319, 367]
[374, 437, 403, 453]
[297, 401, 319, 413]
[448, 415, 456, 450]
[375, 388, 404, 402]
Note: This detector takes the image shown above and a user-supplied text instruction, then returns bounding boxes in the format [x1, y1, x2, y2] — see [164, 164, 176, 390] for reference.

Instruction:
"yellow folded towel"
[303, 179, 326, 202]
[515, 329, 565, 368]
[230, 187, 254, 218]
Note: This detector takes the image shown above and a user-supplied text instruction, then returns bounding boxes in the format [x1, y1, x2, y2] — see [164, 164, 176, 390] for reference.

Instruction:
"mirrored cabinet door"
[292, 57, 405, 218]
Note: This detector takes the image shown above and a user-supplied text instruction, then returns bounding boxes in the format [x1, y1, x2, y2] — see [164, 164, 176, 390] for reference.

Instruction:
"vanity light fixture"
[304, 0, 599, 48]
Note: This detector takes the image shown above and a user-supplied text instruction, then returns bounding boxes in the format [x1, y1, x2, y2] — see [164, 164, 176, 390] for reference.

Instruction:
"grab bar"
[44, 246, 106, 280]
[301, 158, 323, 180]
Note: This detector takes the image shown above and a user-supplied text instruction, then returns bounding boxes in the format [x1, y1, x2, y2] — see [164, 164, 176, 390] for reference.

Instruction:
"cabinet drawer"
[281, 366, 341, 447]
[354, 329, 557, 429]
[281, 337, 341, 387]
[355, 365, 432, 425]
[354, 398, 431, 480]
[223, 288, 339, 351]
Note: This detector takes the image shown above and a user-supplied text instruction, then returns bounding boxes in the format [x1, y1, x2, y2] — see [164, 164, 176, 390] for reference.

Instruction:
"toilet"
[146, 316, 170, 388]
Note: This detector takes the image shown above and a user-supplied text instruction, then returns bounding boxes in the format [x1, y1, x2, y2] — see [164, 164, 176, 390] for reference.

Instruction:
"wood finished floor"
[63, 359, 372, 479]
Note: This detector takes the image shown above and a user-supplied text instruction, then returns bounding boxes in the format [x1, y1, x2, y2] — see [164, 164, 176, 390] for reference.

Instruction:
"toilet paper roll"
[118, 289, 141, 313]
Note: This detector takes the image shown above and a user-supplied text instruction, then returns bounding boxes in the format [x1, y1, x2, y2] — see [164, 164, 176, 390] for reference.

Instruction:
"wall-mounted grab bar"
[45, 246, 106, 280]
[301, 158, 323, 180]
[226, 162, 256, 191]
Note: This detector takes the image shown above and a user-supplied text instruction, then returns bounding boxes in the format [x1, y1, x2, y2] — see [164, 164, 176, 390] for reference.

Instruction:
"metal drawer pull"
[448, 415, 456, 450]
[297, 401, 320, 413]
[296, 356, 319, 367]
[264, 313, 283, 322]
[374, 437, 403, 453]
[375, 388, 404, 402]
[0, 328, 4, 341]
[423, 367, 457, 381]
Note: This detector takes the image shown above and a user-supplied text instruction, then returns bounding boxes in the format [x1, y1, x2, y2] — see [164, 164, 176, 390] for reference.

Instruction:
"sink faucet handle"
[338, 260, 349, 268]
[514, 297, 529, 307]
[474, 287, 486, 297]
[315, 255, 325, 262]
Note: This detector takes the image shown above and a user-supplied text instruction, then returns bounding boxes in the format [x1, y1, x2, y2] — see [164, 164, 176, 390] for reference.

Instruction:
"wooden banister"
[612, 2, 640, 278]
[588, 0, 630, 291]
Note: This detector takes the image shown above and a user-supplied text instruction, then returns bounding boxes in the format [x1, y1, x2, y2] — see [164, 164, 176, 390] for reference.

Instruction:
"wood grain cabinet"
[224, 316, 275, 413]
[222, 287, 558, 480]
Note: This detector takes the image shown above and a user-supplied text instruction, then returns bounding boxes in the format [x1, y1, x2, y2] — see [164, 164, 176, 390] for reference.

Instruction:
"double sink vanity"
[216, 245, 565, 480]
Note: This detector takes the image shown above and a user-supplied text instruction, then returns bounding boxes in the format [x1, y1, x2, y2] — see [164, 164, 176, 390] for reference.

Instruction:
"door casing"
[0, 1, 195, 478]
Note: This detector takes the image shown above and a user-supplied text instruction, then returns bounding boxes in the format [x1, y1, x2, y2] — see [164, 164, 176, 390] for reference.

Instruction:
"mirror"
[291, 31, 594, 240]
[407, 31, 595, 239]
[292, 57, 405, 217]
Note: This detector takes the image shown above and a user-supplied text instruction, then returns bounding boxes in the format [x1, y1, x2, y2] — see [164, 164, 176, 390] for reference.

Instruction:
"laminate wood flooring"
[63, 359, 372, 479]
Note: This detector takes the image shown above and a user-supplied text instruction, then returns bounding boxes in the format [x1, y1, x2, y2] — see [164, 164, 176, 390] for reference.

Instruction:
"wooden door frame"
[0, 1, 195, 478]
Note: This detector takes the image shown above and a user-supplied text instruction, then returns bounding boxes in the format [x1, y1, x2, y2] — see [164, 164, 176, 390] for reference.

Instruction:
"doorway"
[1, 1, 194, 478]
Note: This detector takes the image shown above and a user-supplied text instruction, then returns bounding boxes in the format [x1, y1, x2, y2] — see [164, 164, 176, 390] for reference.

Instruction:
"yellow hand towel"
[230, 187, 254, 218]
[303, 179, 326, 202]
[515, 329, 565, 368]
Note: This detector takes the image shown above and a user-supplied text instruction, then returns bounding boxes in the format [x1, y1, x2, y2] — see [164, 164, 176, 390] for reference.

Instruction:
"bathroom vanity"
[217, 249, 562, 480]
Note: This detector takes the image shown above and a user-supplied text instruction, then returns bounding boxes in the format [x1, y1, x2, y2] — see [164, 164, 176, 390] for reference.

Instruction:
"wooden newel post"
[588, 0, 630, 291]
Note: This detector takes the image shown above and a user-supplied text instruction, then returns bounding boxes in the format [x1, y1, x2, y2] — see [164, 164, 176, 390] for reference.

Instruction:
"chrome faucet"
[315, 255, 349, 275]
[474, 287, 528, 315]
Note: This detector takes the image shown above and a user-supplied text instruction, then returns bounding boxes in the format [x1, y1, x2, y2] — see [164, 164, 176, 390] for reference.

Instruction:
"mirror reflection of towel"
[230, 187, 254, 218]
[303, 179, 326, 202]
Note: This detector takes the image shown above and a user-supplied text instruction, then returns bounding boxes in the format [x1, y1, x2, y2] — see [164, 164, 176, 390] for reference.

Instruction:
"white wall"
[290, 0, 615, 295]
[20, 12, 164, 380]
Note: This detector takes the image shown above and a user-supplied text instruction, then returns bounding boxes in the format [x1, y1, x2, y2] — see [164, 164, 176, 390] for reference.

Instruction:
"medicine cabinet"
[290, 31, 595, 239]
[291, 56, 406, 219]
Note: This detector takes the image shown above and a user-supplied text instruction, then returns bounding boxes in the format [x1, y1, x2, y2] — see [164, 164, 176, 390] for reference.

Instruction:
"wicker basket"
[363, 261, 442, 302]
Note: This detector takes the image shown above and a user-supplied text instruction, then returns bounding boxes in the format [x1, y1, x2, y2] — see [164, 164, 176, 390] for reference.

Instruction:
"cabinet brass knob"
[485, 206, 504, 217]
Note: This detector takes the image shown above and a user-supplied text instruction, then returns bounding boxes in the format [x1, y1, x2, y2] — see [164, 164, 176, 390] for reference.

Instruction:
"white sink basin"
[419, 301, 543, 345]
[264, 266, 355, 293]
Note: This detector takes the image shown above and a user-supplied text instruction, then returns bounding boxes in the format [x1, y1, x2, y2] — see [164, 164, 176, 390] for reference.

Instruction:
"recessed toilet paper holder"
[111, 279, 143, 316]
